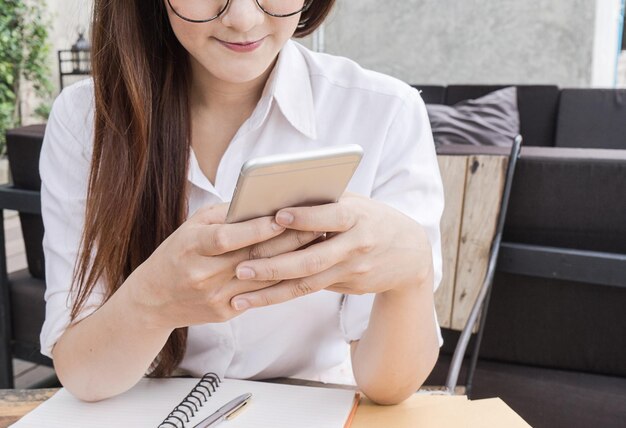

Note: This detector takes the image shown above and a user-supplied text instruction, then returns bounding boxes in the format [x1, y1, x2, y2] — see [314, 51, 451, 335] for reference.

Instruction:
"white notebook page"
[11, 377, 357, 428]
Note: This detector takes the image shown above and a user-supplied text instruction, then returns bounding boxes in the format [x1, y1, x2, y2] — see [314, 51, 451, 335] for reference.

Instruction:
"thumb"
[191, 203, 229, 225]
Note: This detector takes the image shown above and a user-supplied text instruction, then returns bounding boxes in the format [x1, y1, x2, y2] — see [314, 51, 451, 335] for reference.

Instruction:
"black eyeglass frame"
[167, 0, 312, 23]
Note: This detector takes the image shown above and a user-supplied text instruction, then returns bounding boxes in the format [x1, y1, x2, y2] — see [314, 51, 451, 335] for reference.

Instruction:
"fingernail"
[237, 267, 256, 280]
[233, 298, 251, 311]
[271, 221, 285, 231]
[276, 211, 294, 225]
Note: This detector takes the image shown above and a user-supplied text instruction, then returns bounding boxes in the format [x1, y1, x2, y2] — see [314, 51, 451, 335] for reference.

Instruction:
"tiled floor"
[5, 211, 27, 274]
[4, 210, 56, 389]
[12, 359, 55, 390]
[618, 51, 626, 88]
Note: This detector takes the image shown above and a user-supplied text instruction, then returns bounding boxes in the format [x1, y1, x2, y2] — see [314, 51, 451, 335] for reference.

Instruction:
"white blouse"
[39, 40, 444, 383]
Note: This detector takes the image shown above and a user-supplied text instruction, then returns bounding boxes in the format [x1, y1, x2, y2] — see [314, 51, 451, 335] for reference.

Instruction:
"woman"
[40, 0, 444, 404]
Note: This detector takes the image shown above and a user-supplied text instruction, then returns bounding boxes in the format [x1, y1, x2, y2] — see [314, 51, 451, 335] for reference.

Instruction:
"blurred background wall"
[41, 0, 626, 95]
[303, 0, 624, 87]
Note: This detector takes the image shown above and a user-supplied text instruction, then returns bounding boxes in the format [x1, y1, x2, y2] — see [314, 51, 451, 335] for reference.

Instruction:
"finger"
[223, 230, 323, 272]
[245, 230, 324, 260]
[224, 278, 283, 305]
[190, 276, 282, 315]
[231, 268, 341, 310]
[234, 235, 349, 281]
[274, 201, 358, 233]
[195, 216, 285, 256]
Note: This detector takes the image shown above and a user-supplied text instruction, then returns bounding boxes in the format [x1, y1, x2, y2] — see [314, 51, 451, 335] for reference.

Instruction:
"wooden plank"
[451, 155, 507, 331]
[436, 156, 468, 328]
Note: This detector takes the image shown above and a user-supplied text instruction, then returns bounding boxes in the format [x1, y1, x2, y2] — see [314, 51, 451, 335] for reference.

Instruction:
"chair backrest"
[435, 145, 510, 331]
[5, 125, 46, 279]
[503, 147, 626, 253]
[555, 88, 626, 149]
[435, 139, 522, 392]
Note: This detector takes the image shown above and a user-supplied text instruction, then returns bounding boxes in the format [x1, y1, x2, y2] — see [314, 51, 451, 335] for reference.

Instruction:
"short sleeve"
[339, 88, 444, 346]
[39, 81, 106, 359]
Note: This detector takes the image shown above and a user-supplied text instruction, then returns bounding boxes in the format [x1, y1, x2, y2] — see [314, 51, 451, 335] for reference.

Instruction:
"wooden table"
[0, 389, 57, 427]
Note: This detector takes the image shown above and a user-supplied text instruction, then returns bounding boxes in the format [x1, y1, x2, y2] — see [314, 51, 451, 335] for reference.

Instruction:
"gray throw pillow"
[426, 87, 520, 147]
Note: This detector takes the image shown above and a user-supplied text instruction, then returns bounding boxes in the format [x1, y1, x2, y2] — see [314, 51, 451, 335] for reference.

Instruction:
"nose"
[220, 0, 265, 33]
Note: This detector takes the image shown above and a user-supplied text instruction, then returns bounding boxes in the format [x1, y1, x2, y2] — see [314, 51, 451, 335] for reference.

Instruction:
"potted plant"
[0, 0, 53, 184]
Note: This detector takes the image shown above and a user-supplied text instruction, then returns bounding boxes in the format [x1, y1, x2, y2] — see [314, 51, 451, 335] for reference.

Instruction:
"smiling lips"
[216, 37, 266, 53]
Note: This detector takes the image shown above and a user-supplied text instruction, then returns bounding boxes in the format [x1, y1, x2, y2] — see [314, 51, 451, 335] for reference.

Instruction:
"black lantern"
[70, 30, 91, 73]
[57, 29, 92, 90]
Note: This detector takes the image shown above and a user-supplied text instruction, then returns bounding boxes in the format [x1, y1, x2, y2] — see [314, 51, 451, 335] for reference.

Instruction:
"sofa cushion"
[479, 271, 626, 377]
[426, 87, 519, 147]
[445, 85, 560, 147]
[555, 89, 626, 149]
[503, 147, 626, 253]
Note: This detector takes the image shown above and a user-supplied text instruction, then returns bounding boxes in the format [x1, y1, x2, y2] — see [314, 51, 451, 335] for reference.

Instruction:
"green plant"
[0, 0, 53, 154]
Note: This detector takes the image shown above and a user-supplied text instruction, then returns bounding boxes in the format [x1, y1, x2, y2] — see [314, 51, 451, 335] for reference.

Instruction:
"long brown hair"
[71, 0, 336, 377]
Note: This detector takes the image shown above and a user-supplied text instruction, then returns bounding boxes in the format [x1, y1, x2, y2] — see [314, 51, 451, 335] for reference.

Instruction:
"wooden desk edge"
[0, 381, 460, 427]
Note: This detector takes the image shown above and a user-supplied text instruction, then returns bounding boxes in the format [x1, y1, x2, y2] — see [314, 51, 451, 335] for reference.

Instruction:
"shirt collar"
[248, 40, 317, 140]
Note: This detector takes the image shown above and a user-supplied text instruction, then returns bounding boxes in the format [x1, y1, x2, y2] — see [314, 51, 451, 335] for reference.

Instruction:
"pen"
[192, 393, 252, 428]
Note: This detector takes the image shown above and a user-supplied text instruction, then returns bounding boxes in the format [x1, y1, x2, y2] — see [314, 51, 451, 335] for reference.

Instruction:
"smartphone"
[225, 144, 364, 223]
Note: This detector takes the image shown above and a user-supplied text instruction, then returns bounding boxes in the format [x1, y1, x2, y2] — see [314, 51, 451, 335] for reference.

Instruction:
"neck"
[189, 58, 276, 113]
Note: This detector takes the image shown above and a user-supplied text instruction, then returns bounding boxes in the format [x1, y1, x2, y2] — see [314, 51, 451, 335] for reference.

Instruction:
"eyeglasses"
[167, 0, 311, 23]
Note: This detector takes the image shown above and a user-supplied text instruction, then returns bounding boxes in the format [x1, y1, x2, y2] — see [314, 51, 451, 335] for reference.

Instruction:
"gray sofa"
[418, 85, 626, 428]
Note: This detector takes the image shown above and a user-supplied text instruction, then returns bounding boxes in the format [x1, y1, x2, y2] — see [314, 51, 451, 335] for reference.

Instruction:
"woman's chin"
[194, 59, 273, 86]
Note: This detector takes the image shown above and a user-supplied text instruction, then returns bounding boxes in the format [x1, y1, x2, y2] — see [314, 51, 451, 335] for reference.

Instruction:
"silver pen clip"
[192, 393, 253, 428]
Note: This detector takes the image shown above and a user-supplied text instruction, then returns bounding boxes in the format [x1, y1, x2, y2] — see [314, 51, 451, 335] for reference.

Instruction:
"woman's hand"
[128, 204, 323, 330]
[228, 194, 439, 404]
[230, 193, 434, 309]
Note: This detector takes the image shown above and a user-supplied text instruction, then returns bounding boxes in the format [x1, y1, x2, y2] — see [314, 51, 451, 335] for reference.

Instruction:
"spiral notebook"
[12, 374, 359, 428]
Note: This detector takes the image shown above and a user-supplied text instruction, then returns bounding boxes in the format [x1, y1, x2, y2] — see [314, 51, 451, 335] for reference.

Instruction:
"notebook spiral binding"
[158, 372, 222, 428]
